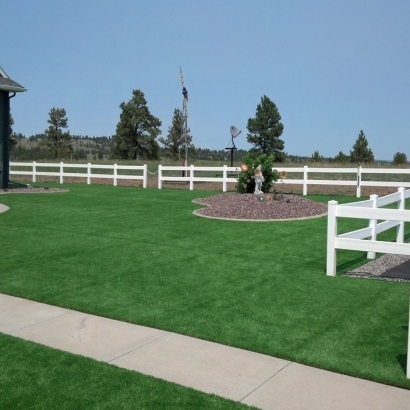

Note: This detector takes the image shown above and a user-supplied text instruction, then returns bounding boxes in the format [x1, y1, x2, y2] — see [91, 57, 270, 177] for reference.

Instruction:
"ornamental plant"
[236, 153, 279, 194]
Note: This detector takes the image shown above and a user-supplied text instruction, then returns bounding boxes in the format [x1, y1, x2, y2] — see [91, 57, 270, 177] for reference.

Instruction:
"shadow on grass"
[9, 180, 29, 188]
[397, 325, 409, 375]
[335, 253, 368, 274]
[397, 354, 407, 376]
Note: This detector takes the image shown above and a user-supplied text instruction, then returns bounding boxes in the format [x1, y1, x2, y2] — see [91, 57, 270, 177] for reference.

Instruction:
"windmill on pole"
[179, 67, 189, 166]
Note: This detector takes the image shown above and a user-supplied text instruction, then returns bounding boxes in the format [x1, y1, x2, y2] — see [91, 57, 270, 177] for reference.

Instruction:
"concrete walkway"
[1, 293, 409, 410]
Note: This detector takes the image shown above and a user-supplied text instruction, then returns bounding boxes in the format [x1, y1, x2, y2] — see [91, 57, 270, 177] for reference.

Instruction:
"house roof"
[0, 66, 27, 92]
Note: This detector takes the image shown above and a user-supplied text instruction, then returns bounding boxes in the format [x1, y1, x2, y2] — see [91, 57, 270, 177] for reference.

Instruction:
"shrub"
[236, 153, 279, 194]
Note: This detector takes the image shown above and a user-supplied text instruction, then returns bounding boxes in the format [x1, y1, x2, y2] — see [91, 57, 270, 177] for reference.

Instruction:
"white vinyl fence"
[276, 166, 410, 197]
[10, 162, 410, 195]
[326, 187, 410, 379]
[158, 164, 240, 192]
[326, 187, 410, 277]
[10, 162, 148, 187]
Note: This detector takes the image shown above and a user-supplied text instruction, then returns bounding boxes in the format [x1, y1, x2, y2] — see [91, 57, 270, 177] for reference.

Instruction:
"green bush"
[236, 153, 279, 194]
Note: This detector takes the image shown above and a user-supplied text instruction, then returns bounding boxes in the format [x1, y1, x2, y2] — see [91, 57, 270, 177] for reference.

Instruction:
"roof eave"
[0, 85, 27, 93]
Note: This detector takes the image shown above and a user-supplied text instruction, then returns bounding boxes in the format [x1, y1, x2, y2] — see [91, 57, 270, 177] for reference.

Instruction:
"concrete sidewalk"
[1, 293, 409, 410]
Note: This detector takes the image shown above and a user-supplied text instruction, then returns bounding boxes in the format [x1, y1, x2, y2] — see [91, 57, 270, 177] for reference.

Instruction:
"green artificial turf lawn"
[1, 184, 410, 390]
[0, 333, 255, 410]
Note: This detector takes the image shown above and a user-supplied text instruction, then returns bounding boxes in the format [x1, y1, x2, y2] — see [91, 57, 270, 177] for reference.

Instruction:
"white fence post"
[59, 162, 64, 184]
[190, 165, 194, 190]
[143, 164, 147, 188]
[303, 165, 308, 195]
[367, 194, 378, 259]
[158, 165, 162, 189]
[397, 187, 405, 243]
[326, 200, 338, 276]
[356, 165, 362, 197]
[113, 163, 117, 187]
[223, 165, 227, 192]
[87, 163, 91, 185]
[33, 161, 36, 183]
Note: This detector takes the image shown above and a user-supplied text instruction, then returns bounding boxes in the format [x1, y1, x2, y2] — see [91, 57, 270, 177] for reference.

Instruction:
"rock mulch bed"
[193, 193, 328, 221]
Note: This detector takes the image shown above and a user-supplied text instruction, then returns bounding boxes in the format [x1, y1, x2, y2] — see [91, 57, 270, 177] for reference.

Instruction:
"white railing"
[326, 187, 410, 277]
[326, 187, 410, 379]
[10, 161, 148, 187]
[158, 164, 239, 192]
[10, 162, 410, 195]
[275, 166, 410, 197]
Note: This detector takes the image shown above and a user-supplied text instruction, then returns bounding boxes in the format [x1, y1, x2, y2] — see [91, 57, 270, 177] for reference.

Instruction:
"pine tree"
[350, 130, 374, 164]
[111, 90, 161, 160]
[39, 108, 72, 159]
[310, 150, 324, 162]
[333, 151, 349, 163]
[158, 108, 195, 160]
[246, 95, 285, 161]
[392, 152, 407, 165]
[9, 114, 17, 150]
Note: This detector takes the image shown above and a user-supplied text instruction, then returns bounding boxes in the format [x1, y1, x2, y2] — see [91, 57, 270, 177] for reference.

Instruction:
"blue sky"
[2, 0, 409, 160]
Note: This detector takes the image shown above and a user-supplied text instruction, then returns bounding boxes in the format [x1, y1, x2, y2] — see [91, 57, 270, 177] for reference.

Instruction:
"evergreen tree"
[39, 108, 72, 159]
[158, 108, 195, 160]
[333, 151, 349, 163]
[310, 150, 324, 162]
[112, 90, 161, 160]
[350, 130, 374, 164]
[246, 95, 285, 161]
[9, 114, 17, 150]
[392, 152, 407, 165]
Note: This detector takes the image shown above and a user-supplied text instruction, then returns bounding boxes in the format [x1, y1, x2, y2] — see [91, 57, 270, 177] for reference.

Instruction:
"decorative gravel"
[0, 187, 69, 194]
[345, 254, 410, 283]
[193, 193, 328, 221]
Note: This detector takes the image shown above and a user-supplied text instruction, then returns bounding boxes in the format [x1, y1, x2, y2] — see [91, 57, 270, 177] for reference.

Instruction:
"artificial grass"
[0, 333, 255, 410]
[1, 184, 409, 390]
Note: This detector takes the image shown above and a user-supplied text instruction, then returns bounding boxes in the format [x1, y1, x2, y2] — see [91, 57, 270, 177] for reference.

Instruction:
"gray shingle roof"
[0, 67, 27, 92]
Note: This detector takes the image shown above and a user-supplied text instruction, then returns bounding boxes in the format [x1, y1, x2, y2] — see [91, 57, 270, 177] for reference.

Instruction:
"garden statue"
[254, 165, 264, 195]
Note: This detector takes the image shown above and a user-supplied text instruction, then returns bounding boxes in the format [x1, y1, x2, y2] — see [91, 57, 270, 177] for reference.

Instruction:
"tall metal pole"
[180, 67, 188, 166]
[185, 109, 188, 166]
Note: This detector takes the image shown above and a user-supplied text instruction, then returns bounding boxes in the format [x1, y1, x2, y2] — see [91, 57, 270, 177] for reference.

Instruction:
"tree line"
[309, 130, 407, 165]
[10, 90, 283, 162]
[10, 89, 408, 165]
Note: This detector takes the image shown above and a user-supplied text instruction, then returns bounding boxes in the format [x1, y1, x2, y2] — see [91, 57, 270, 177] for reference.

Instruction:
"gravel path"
[193, 193, 328, 221]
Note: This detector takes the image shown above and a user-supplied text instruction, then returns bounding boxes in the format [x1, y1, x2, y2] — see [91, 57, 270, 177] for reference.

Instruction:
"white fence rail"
[326, 187, 410, 379]
[10, 161, 148, 187]
[326, 187, 410, 278]
[158, 164, 240, 192]
[9, 162, 410, 195]
[275, 166, 410, 197]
